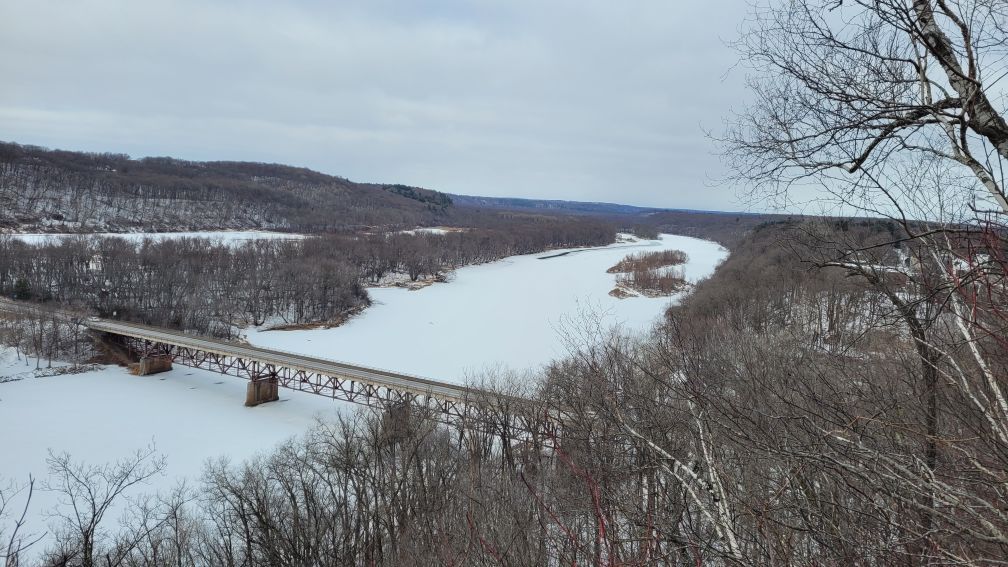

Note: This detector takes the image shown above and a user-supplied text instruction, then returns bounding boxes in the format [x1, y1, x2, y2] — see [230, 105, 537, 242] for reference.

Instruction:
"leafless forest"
[606, 250, 688, 275]
[0, 143, 455, 232]
[0, 219, 613, 340]
[607, 250, 690, 296]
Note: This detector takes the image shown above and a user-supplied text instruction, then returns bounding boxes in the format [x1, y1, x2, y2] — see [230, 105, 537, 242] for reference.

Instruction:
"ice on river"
[246, 234, 727, 384]
[0, 349, 345, 556]
[0, 358, 341, 483]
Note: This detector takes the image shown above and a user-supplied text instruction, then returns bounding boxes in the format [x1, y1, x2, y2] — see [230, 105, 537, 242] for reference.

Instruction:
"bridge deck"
[83, 318, 506, 405]
[0, 299, 539, 420]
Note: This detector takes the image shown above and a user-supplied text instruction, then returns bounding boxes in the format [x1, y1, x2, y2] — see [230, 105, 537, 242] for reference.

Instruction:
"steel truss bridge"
[0, 300, 557, 437]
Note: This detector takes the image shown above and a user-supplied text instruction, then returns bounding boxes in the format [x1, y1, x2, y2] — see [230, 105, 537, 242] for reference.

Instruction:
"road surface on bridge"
[84, 317, 506, 404]
[0, 298, 522, 407]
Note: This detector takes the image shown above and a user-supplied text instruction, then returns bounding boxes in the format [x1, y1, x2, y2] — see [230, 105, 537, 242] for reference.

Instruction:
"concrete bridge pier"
[130, 355, 173, 376]
[245, 377, 279, 407]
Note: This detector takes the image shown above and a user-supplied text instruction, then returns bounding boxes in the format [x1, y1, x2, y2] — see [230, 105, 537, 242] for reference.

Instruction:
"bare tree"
[724, 0, 1008, 216]
[0, 477, 44, 567]
[722, 2, 1008, 562]
[42, 446, 166, 567]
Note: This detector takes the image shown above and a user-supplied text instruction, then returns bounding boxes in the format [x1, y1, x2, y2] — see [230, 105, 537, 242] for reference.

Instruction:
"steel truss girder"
[109, 334, 560, 439]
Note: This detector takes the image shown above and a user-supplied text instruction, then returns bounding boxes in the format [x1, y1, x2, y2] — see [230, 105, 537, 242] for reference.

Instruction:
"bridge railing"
[4, 299, 543, 409]
[92, 319, 474, 390]
[90, 318, 539, 405]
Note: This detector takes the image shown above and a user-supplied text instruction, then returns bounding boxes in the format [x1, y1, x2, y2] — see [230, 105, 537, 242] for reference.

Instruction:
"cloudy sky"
[1, 0, 750, 210]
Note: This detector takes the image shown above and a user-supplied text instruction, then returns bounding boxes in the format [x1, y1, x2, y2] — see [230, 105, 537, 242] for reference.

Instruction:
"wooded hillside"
[0, 142, 452, 232]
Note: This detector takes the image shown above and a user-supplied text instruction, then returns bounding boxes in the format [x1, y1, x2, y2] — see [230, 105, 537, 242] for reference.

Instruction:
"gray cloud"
[0, 0, 748, 210]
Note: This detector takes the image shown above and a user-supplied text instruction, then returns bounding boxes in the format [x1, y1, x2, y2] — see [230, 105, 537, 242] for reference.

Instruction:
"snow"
[4, 230, 305, 246]
[0, 359, 343, 486]
[0, 348, 74, 382]
[0, 351, 346, 555]
[247, 234, 727, 384]
[396, 227, 453, 235]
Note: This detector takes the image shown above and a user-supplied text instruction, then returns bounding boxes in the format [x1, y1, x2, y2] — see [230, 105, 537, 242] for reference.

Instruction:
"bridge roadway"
[85, 317, 513, 406]
[0, 298, 548, 431]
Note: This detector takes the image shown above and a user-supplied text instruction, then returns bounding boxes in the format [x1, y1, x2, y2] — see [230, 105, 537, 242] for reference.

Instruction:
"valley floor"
[0, 233, 727, 558]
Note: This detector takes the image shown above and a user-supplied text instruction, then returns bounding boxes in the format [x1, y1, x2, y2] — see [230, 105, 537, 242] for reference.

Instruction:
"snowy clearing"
[247, 234, 727, 383]
[395, 226, 458, 235]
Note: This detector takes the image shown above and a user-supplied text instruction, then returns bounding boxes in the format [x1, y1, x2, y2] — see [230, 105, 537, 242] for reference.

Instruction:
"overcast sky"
[1, 0, 750, 210]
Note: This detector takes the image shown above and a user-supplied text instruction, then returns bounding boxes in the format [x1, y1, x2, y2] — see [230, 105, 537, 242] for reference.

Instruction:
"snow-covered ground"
[396, 226, 455, 235]
[247, 234, 727, 383]
[5, 230, 305, 246]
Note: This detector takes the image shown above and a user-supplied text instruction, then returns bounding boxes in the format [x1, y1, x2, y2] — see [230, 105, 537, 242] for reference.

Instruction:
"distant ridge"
[0, 139, 764, 236]
[450, 194, 749, 217]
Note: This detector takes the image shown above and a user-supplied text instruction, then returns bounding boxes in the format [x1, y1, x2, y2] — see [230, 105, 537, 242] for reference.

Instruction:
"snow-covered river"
[0, 233, 726, 549]
[248, 234, 726, 383]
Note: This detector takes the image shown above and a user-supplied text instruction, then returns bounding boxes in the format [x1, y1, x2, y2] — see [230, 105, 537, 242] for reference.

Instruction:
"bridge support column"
[129, 355, 173, 376]
[245, 377, 279, 407]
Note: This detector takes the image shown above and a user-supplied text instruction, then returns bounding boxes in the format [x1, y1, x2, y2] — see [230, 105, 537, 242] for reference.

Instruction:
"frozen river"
[0, 233, 725, 553]
[247, 233, 727, 383]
